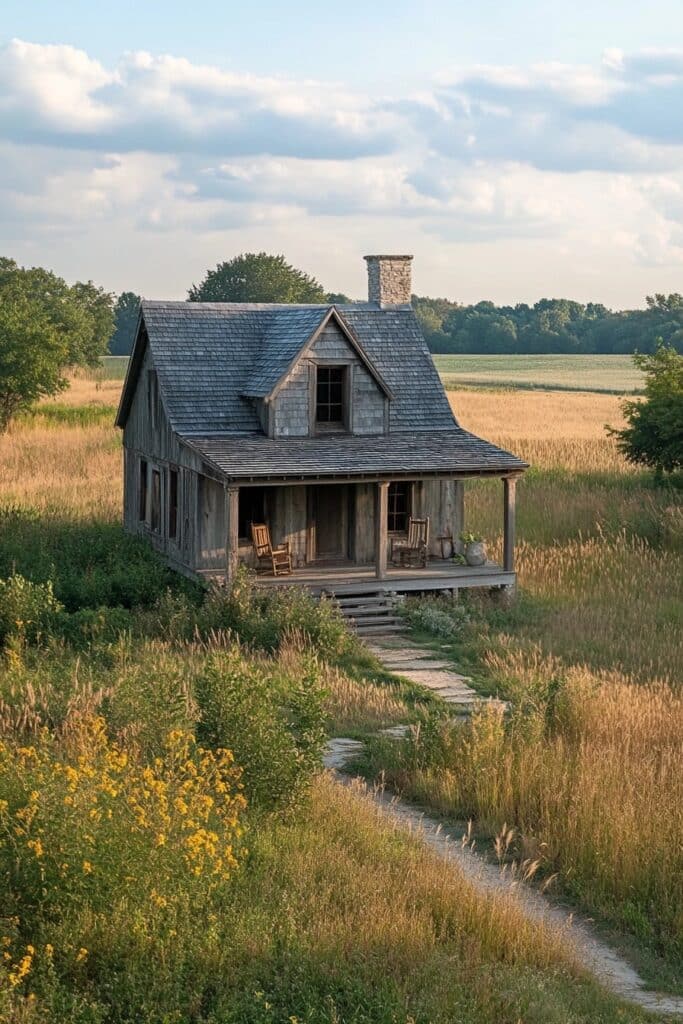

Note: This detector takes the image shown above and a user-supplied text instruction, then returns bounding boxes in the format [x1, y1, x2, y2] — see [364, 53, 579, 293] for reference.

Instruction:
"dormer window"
[315, 365, 347, 429]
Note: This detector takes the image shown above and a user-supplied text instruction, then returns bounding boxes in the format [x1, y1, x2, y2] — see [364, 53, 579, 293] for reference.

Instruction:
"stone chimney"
[364, 254, 413, 306]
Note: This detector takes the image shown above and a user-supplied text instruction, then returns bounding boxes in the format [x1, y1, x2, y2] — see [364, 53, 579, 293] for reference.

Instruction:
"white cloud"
[3, 39, 683, 301]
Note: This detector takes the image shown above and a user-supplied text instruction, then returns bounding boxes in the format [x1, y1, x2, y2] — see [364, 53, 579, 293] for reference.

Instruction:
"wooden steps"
[325, 589, 407, 637]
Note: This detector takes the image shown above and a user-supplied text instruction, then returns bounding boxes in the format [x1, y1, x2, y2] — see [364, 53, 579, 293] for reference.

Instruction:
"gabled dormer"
[242, 306, 393, 438]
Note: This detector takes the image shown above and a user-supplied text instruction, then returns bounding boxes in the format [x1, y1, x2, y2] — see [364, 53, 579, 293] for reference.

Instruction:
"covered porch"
[201, 555, 515, 596]
[217, 474, 521, 594]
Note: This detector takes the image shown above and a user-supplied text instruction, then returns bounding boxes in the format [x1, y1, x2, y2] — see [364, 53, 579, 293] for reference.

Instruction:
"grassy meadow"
[361, 385, 682, 991]
[0, 377, 657, 1021]
[435, 353, 643, 393]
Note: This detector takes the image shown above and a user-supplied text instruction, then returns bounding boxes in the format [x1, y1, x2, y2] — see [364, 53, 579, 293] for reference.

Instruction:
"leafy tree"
[610, 344, 683, 478]
[188, 253, 327, 304]
[71, 280, 115, 364]
[110, 291, 142, 355]
[0, 258, 113, 431]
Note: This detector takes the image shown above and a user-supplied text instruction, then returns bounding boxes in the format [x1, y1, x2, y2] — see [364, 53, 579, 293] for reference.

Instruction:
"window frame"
[311, 361, 351, 434]
[238, 486, 273, 542]
[150, 467, 161, 534]
[168, 466, 179, 541]
[138, 458, 148, 522]
[387, 481, 412, 534]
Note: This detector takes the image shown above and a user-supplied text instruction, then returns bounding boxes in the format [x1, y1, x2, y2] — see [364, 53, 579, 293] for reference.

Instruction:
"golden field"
[363, 386, 683, 987]
[0, 373, 680, 1015]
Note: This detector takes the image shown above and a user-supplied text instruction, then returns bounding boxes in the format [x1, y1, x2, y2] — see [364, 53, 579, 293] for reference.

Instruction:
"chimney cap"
[364, 254, 413, 261]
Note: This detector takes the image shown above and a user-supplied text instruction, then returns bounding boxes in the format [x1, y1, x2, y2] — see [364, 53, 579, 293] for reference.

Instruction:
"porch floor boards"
[198, 559, 515, 596]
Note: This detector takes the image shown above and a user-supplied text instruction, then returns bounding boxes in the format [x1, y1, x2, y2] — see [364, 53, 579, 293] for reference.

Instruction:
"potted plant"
[459, 531, 487, 566]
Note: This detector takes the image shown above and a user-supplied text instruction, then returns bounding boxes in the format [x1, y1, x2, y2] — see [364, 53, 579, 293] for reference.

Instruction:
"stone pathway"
[366, 638, 506, 712]
[324, 740, 683, 1019]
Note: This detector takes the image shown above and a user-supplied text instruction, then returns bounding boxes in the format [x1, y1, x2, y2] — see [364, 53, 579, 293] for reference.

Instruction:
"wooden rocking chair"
[391, 516, 430, 568]
[250, 523, 293, 576]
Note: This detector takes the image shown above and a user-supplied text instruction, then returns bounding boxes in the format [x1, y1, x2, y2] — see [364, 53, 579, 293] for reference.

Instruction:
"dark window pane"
[150, 470, 161, 533]
[169, 469, 178, 539]
[316, 366, 345, 424]
[239, 486, 273, 539]
[388, 482, 411, 532]
[138, 459, 148, 521]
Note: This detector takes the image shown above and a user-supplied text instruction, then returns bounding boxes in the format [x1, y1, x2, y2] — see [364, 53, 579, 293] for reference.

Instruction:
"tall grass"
[0, 368, 678, 1017]
[367, 661, 683, 969]
[363, 387, 683, 986]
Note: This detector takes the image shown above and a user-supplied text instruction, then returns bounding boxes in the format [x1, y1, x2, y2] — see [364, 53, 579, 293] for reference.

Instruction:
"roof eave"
[114, 307, 146, 429]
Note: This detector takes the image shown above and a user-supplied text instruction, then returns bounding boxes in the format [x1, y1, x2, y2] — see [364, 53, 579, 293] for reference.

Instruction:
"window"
[316, 366, 345, 425]
[388, 482, 411, 532]
[238, 486, 270, 540]
[150, 468, 161, 533]
[138, 459, 148, 521]
[168, 468, 179, 540]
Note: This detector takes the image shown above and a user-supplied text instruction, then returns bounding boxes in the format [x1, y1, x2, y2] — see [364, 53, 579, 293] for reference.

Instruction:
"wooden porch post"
[503, 476, 517, 573]
[375, 481, 389, 580]
[225, 484, 240, 585]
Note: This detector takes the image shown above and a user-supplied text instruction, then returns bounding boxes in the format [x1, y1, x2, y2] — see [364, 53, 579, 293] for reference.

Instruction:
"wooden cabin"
[115, 255, 528, 596]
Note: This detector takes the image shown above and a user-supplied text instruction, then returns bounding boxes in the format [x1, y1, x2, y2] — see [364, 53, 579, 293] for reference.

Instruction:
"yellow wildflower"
[27, 838, 44, 859]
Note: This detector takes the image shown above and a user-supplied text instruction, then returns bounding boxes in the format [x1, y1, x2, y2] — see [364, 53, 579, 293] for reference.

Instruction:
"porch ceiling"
[182, 428, 528, 484]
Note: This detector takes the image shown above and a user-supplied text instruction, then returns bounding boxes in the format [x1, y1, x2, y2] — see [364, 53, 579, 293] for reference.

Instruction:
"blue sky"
[2, 1, 683, 304]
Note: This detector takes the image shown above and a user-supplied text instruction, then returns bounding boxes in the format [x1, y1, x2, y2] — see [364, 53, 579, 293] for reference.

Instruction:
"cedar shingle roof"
[116, 299, 528, 479]
[117, 301, 456, 434]
[183, 429, 527, 482]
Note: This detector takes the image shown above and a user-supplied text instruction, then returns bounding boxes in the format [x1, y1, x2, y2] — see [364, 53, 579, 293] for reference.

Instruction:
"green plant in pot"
[459, 530, 487, 566]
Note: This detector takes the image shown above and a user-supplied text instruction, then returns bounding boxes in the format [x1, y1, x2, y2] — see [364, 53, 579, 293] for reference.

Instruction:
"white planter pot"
[465, 541, 486, 566]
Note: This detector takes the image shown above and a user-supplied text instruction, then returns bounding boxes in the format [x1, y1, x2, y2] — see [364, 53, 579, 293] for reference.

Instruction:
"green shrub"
[400, 595, 470, 639]
[198, 569, 352, 657]
[0, 719, 246, 1016]
[56, 605, 134, 648]
[0, 574, 63, 646]
[0, 507, 193, 612]
[196, 645, 326, 810]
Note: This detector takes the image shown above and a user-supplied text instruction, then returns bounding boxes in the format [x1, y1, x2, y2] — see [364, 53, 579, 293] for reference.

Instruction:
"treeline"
[413, 294, 683, 355]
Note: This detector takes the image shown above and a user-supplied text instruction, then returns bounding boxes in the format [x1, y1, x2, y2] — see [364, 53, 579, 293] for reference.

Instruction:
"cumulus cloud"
[0, 39, 396, 159]
[403, 50, 683, 173]
[3, 39, 683, 296]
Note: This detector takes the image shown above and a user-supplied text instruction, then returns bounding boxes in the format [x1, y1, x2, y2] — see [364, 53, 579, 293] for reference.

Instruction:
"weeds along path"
[324, 632, 683, 1019]
[324, 748, 683, 1019]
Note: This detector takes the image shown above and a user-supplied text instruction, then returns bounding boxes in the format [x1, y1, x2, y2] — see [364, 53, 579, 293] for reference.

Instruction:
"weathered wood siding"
[198, 476, 225, 569]
[122, 343, 217, 573]
[273, 359, 309, 437]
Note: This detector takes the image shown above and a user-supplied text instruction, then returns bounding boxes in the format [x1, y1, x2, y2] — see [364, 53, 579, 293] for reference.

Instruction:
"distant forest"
[413, 293, 683, 355]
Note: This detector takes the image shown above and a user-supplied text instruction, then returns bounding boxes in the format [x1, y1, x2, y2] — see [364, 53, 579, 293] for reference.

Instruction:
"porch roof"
[182, 428, 528, 483]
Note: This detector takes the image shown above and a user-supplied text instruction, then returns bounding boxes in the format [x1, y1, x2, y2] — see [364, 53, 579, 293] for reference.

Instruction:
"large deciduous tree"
[188, 253, 327, 304]
[611, 344, 683, 478]
[110, 291, 142, 355]
[0, 258, 114, 431]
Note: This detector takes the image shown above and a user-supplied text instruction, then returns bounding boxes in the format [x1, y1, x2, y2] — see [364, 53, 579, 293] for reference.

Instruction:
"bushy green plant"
[0, 718, 246, 1015]
[0, 575, 63, 646]
[199, 569, 352, 657]
[400, 595, 470, 639]
[0, 507, 194, 612]
[610, 344, 683, 478]
[196, 645, 326, 810]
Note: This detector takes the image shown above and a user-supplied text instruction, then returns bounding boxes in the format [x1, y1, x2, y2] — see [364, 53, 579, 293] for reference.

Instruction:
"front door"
[310, 485, 349, 562]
